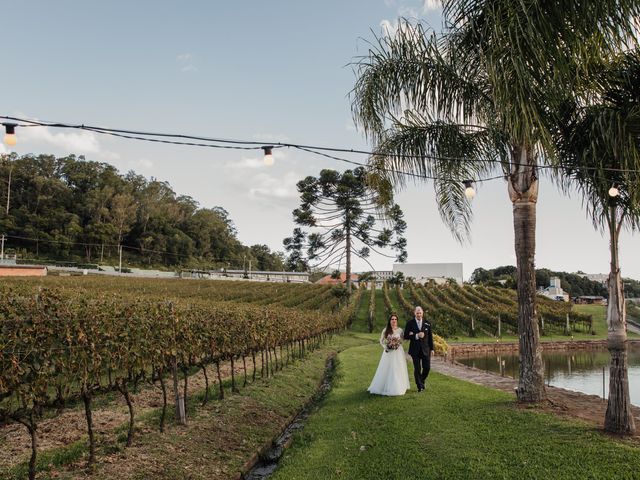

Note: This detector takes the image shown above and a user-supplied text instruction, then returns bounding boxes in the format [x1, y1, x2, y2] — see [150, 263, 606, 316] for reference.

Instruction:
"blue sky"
[2, 0, 638, 281]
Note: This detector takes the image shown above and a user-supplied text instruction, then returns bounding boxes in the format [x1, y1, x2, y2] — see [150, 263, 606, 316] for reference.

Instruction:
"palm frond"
[351, 22, 491, 141]
[367, 119, 504, 241]
[552, 50, 640, 233]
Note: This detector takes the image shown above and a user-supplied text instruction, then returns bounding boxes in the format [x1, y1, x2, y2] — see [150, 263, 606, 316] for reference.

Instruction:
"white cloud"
[17, 124, 120, 160]
[177, 53, 198, 72]
[249, 171, 300, 200]
[227, 157, 265, 170]
[422, 0, 440, 12]
[130, 158, 154, 170]
[380, 19, 399, 38]
[398, 6, 421, 18]
[224, 146, 292, 170]
[380, 0, 441, 36]
[380, 17, 423, 39]
[0, 143, 8, 155]
[219, 152, 300, 206]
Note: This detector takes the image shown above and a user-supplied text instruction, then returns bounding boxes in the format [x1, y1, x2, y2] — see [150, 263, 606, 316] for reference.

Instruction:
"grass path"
[353, 288, 371, 332]
[272, 340, 640, 480]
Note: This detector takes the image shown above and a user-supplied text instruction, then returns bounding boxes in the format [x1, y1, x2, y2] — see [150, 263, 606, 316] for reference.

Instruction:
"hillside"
[0, 154, 286, 271]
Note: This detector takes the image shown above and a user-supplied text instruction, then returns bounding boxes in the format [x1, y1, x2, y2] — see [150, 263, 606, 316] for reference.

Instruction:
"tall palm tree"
[351, 1, 639, 402]
[553, 50, 640, 434]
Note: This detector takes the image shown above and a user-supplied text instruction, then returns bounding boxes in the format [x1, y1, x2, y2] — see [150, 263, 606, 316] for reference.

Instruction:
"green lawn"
[272, 341, 640, 480]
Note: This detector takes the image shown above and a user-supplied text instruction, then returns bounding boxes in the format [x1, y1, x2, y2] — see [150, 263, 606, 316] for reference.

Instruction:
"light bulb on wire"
[262, 146, 274, 166]
[2, 123, 17, 146]
[463, 180, 476, 200]
[608, 185, 620, 198]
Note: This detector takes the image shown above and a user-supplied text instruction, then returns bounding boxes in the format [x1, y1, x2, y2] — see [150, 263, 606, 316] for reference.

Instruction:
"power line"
[294, 145, 508, 183]
[2, 234, 243, 263]
[0, 115, 510, 183]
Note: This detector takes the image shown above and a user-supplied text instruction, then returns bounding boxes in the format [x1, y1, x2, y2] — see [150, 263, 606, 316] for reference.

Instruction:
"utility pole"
[1, 163, 12, 261]
[6, 165, 11, 215]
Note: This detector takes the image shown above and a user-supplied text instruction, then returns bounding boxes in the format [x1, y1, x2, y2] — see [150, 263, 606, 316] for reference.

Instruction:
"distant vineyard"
[628, 301, 640, 324]
[387, 281, 592, 338]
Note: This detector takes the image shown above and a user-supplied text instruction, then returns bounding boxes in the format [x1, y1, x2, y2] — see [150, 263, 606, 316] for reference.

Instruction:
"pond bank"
[431, 356, 640, 436]
[448, 338, 640, 356]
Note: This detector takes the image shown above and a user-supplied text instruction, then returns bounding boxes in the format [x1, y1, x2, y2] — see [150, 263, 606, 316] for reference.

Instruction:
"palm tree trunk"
[604, 204, 635, 434]
[509, 145, 545, 402]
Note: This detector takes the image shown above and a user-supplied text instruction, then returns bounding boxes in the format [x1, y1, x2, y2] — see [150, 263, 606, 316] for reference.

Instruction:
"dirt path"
[431, 356, 640, 436]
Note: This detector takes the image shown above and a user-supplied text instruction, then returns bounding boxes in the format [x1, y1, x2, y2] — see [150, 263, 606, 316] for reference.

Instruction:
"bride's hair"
[385, 313, 398, 338]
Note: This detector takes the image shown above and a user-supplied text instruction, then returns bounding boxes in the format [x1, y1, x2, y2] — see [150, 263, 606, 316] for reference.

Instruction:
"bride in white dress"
[368, 313, 411, 396]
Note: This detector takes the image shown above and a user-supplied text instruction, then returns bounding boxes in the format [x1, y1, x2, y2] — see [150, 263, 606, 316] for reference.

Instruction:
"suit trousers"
[411, 352, 431, 389]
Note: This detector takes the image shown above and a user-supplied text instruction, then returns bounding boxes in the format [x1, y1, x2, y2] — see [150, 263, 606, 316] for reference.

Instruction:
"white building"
[577, 273, 609, 286]
[393, 263, 464, 285]
[370, 271, 394, 281]
[357, 263, 464, 286]
[182, 269, 309, 283]
[539, 276, 569, 302]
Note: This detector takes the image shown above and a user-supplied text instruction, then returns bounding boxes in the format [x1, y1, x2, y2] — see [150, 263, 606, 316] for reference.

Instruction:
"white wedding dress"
[367, 327, 411, 396]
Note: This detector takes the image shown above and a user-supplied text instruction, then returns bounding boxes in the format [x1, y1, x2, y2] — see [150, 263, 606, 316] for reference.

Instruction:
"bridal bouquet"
[385, 336, 401, 352]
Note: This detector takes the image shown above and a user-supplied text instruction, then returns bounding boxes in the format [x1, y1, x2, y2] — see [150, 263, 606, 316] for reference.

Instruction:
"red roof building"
[316, 272, 359, 285]
[0, 265, 48, 277]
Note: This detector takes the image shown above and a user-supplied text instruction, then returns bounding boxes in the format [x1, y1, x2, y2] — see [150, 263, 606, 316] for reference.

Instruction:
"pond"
[457, 345, 640, 406]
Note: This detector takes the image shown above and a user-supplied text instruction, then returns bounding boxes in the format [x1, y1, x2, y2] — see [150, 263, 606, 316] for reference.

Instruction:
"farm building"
[392, 263, 464, 285]
[538, 276, 570, 302]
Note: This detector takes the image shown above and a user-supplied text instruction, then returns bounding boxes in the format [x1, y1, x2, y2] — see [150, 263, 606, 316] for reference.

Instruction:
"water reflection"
[457, 345, 640, 405]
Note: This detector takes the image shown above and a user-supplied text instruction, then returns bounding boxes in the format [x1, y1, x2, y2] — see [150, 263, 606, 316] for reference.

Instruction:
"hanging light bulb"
[608, 185, 620, 198]
[463, 180, 476, 199]
[2, 123, 17, 146]
[262, 146, 274, 166]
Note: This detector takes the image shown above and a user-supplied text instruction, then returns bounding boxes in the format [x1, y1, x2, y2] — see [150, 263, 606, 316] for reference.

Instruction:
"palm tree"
[553, 50, 640, 434]
[351, 1, 639, 402]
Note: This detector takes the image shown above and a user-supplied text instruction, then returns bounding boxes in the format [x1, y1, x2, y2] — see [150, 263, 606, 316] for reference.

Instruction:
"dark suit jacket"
[404, 318, 434, 357]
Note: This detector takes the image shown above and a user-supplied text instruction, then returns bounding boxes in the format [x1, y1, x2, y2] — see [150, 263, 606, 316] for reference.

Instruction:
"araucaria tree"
[351, 1, 639, 403]
[284, 167, 407, 293]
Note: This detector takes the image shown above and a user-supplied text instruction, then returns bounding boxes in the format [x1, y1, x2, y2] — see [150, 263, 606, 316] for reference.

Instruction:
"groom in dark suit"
[404, 306, 434, 392]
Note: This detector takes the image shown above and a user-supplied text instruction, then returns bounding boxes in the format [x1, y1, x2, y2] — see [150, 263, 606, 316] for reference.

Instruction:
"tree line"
[471, 266, 640, 299]
[0, 153, 286, 271]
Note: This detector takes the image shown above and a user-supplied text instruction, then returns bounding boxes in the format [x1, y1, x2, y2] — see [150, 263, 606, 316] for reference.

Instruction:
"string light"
[262, 146, 274, 166]
[2, 115, 640, 185]
[463, 180, 476, 199]
[608, 185, 620, 197]
[2, 123, 17, 146]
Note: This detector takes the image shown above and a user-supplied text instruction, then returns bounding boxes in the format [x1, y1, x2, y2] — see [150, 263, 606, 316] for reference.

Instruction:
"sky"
[1, 0, 638, 281]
